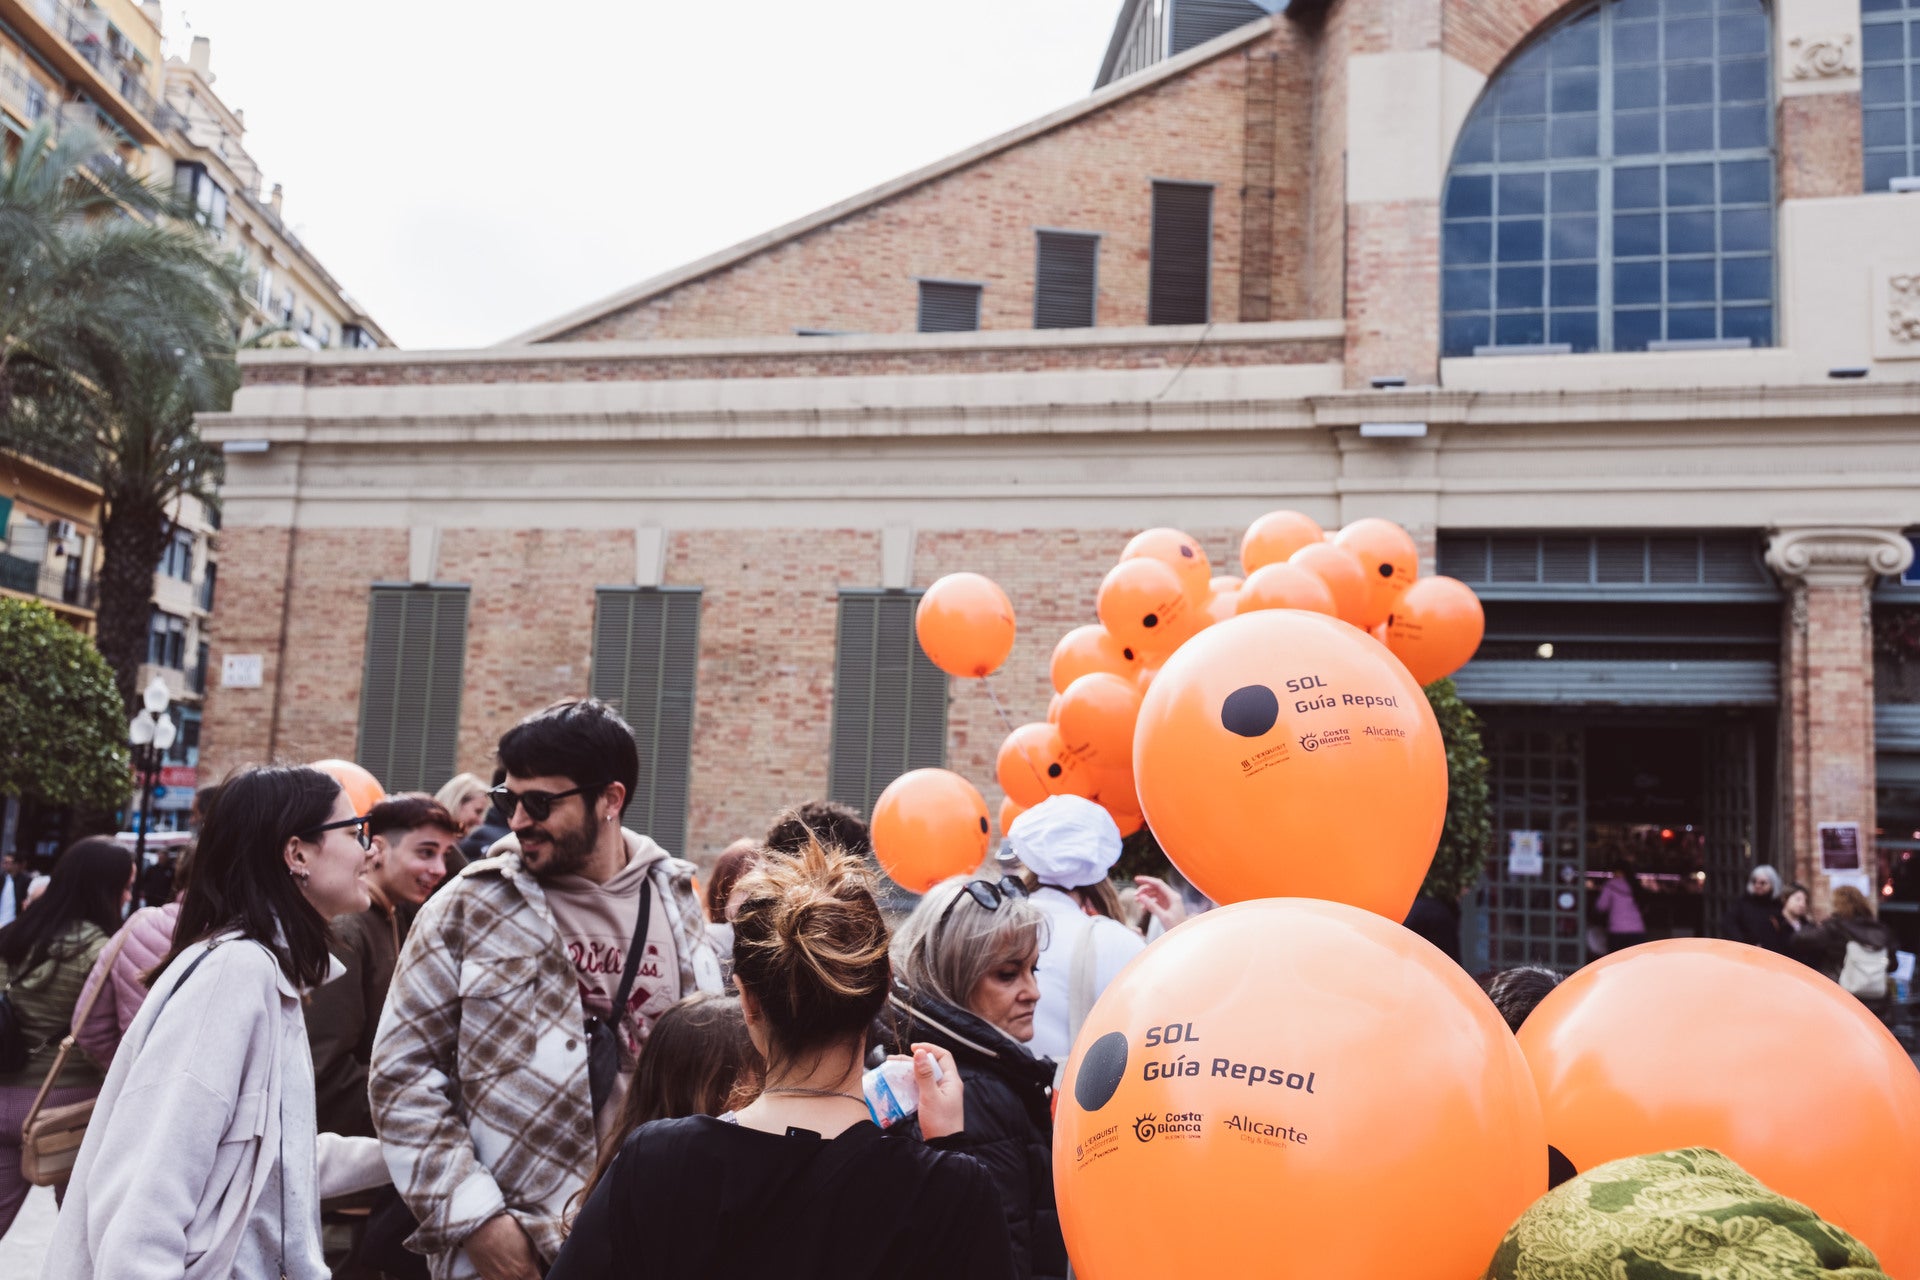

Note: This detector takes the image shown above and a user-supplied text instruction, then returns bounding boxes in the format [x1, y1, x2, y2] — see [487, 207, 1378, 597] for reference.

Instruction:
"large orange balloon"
[1202, 588, 1240, 625]
[312, 759, 385, 817]
[1056, 900, 1545, 1279]
[914, 572, 1016, 678]
[1239, 509, 1325, 575]
[1523, 942, 1920, 1274]
[1287, 542, 1372, 627]
[870, 769, 991, 894]
[1132, 610, 1446, 915]
[997, 722, 1097, 807]
[1385, 575, 1485, 685]
[1234, 561, 1337, 616]
[1121, 527, 1211, 605]
[1335, 518, 1419, 629]
[1096, 558, 1194, 658]
[1051, 624, 1140, 693]
[998, 796, 1025, 839]
[1208, 575, 1242, 595]
[1055, 673, 1143, 772]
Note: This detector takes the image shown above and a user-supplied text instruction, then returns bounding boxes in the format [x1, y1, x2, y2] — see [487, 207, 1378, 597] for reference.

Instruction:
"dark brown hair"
[1480, 965, 1563, 1033]
[367, 792, 463, 840]
[705, 840, 762, 923]
[0, 837, 131, 971]
[764, 800, 872, 859]
[730, 837, 891, 1074]
[1831, 884, 1876, 922]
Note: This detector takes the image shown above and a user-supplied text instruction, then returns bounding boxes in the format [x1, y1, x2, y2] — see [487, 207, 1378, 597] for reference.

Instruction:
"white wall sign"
[221, 654, 264, 689]
[1507, 830, 1545, 877]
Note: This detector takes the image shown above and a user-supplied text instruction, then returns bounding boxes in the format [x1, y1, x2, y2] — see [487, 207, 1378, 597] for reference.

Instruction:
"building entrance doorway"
[1464, 709, 1771, 974]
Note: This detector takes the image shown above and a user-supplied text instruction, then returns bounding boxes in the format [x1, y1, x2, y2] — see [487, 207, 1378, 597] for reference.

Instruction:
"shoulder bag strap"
[23, 926, 136, 1124]
[607, 876, 656, 1030]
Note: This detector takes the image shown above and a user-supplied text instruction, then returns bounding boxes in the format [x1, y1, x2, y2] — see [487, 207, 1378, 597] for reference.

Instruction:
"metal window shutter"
[1149, 182, 1212, 326]
[829, 593, 949, 815]
[1443, 533, 1774, 595]
[356, 587, 469, 795]
[917, 282, 982, 334]
[591, 588, 701, 856]
[1034, 232, 1099, 329]
[1170, 0, 1269, 56]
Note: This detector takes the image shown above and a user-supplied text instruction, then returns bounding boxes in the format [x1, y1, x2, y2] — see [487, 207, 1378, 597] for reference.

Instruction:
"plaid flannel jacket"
[368, 832, 721, 1278]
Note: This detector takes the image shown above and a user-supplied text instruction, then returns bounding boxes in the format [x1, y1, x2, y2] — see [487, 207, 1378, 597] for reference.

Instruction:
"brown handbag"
[19, 925, 132, 1187]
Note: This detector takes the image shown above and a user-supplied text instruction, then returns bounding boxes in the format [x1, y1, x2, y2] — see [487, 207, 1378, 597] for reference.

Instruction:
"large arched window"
[1442, 0, 1774, 356]
[1864, 0, 1919, 190]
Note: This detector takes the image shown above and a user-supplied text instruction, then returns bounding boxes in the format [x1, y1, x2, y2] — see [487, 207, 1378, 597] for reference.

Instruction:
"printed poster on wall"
[1818, 822, 1862, 872]
[1507, 830, 1544, 877]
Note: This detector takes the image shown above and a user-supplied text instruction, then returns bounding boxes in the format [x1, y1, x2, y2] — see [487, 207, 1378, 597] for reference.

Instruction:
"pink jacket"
[72, 902, 179, 1070]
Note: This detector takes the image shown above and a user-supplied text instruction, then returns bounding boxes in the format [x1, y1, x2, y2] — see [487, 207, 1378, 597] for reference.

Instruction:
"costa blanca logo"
[1299, 727, 1351, 754]
[1132, 1113, 1158, 1143]
[1133, 1111, 1203, 1143]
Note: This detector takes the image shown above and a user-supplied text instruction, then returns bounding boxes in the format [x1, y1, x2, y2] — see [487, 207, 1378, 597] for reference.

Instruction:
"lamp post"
[128, 677, 176, 910]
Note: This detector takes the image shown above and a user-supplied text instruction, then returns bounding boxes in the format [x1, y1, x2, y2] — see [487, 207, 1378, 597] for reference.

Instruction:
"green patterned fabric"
[1485, 1148, 1889, 1280]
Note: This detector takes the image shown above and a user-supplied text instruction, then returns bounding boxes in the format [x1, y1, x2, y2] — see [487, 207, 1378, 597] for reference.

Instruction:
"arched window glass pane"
[1442, 0, 1775, 356]
[1862, 0, 1920, 190]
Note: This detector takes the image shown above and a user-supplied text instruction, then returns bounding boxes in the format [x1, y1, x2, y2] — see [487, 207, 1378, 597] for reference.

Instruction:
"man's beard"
[523, 817, 596, 879]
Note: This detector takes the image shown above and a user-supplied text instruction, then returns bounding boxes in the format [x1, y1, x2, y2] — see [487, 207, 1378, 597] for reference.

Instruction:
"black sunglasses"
[489, 784, 590, 823]
[935, 877, 1028, 932]
[303, 816, 371, 851]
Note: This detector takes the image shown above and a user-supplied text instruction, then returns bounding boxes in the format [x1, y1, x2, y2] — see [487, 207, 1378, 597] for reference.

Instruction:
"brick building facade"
[200, 0, 1920, 970]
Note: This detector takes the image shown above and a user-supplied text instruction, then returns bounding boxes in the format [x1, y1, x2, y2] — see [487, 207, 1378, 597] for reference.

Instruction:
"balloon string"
[978, 675, 1019, 736]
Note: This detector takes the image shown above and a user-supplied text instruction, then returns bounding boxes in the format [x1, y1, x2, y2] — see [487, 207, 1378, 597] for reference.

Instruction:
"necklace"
[762, 1086, 867, 1105]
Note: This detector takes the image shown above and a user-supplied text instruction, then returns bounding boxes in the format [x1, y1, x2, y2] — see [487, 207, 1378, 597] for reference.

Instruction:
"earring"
[291, 867, 311, 885]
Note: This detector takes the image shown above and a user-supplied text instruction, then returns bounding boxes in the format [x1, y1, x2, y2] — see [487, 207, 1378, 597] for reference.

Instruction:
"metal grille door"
[1702, 722, 1756, 936]
[591, 588, 702, 857]
[1482, 725, 1587, 971]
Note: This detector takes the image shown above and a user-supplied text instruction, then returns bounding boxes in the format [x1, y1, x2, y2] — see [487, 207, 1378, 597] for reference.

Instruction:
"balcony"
[0, 551, 97, 611]
[0, 0, 184, 144]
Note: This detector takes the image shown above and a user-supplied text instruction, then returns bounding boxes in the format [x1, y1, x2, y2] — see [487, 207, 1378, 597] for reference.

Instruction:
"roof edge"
[501, 14, 1283, 347]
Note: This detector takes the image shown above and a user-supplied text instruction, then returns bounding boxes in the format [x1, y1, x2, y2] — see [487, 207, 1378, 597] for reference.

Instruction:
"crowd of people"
[0, 695, 1907, 1277]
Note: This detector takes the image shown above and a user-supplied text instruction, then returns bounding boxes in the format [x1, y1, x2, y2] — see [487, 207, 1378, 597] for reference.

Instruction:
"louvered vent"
[591, 588, 702, 856]
[1148, 182, 1213, 325]
[917, 281, 982, 334]
[1439, 533, 1772, 591]
[829, 592, 949, 816]
[356, 586, 469, 794]
[1170, 0, 1271, 55]
[1034, 231, 1099, 329]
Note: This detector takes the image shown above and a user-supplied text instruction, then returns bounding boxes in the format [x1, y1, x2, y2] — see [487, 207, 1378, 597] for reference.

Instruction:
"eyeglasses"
[489, 784, 589, 823]
[935, 877, 1028, 932]
[303, 816, 371, 851]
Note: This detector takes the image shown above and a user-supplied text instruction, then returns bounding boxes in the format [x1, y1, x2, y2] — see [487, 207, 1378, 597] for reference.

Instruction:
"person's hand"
[464, 1213, 542, 1280]
[910, 1042, 965, 1140]
[1134, 875, 1189, 933]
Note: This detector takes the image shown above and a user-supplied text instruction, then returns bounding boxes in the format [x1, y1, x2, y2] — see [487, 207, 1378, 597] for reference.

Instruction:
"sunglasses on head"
[935, 876, 1028, 932]
[488, 784, 592, 823]
[303, 816, 371, 851]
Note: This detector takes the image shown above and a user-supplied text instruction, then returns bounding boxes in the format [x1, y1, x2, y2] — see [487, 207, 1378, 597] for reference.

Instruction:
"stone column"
[1766, 528, 1915, 909]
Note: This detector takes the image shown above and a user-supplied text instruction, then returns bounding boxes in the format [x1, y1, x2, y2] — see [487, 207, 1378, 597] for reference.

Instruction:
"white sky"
[167, 1, 1124, 349]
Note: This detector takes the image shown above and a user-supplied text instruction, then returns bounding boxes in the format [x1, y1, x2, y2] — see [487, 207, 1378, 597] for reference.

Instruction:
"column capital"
[1766, 526, 1914, 589]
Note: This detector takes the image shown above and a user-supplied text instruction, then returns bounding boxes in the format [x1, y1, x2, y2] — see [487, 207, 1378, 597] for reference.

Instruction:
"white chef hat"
[1005, 795, 1123, 889]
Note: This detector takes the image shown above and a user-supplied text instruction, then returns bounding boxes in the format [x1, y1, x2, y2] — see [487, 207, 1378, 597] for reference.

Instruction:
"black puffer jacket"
[885, 986, 1066, 1280]
[1722, 895, 1788, 952]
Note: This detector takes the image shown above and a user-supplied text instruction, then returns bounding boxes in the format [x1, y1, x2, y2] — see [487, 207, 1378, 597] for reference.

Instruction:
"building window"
[1442, 0, 1774, 356]
[173, 162, 227, 237]
[1864, 0, 1920, 190]
[316, 322, 333, 348]
[356, 586, 469, 794]
[828, 591, 948, 816]
[1034, 230, 1100, 329]
[158, 529, 193, 580]
[342, 324, 378, 349]
[590, 588, 702, 855]
[147, 609, 187, 669]
[1148, 180, 1213, 325]
[200, 560, 216, 612]
[917, 280, 983, 333]
[190, 641, 209, 695]
[166, 707, 201, 765]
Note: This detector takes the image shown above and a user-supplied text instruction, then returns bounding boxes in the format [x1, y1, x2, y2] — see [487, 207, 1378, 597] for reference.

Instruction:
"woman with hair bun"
[549, 838, 1016, 1279]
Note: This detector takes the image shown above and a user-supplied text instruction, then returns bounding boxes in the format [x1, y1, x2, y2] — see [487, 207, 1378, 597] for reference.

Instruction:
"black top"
[546, 1115, 1017, 1280]
[1722, 896, 1789, 953]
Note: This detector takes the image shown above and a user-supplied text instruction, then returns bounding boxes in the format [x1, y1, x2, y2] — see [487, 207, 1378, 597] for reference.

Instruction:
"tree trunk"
[97, 489, 167, 713]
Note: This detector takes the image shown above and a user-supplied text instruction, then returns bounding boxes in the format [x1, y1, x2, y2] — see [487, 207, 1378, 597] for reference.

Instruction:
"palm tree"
[0, 123, 244, 708]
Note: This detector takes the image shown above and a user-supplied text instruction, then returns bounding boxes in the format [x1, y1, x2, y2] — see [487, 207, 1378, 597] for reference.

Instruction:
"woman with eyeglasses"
[47, 764, 390, 1280]
[887, 874, 1066, 1280]
[1721, 863, 1790, 954]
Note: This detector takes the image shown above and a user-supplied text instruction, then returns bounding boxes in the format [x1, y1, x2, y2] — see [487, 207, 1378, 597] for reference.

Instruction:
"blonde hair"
[435, 772, 489, 819]
[893, 877, 1046, 1013]
[729, 837, 892, 1072]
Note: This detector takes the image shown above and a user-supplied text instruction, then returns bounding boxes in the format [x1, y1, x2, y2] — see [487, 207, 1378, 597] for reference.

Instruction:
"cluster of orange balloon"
[312, 758, 385, 816]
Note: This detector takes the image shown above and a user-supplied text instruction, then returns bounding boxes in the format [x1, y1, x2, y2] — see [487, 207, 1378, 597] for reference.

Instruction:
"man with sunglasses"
[370, 699, 721, 1280]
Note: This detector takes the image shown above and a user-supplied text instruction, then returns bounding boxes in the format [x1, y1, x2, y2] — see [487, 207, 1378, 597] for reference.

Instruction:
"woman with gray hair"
[1721, 863, 1790, 953]
[886, 876, 1065, 1280]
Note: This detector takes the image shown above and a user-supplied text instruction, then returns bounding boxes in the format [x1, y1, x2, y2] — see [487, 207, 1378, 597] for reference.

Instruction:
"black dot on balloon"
[1075, 1031, 1129, 1112]
[1123, 647, 1135, 661]
[1548, 1145, 1578, 1189]
[1142, 614, 1159, 629]
[978, 816, 989, 834]
[1179, 545, 1195, 559]
[1377, 563, 1394, 578]
[1221, 685, 1280, 738]
[1047, 763, 1063, 778]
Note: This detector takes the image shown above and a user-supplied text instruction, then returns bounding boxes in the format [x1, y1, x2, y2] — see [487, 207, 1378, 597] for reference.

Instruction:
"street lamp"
[128, 677, 175, 909]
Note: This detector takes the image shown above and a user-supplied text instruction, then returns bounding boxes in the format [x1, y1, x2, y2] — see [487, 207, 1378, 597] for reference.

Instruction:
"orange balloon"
[1134, 663, 1159, 695]
[998, 796, 1025, 838]
[1056, 900, 1544, 1279]
[914, 572, 1016, 678]
[1234, 561, 1337, 616]
[1132, 610, 1446, 915]
[1239, 509, 1325, 575]
[870, 769, 991, 893]
[1287, 541, 1371, 627]
[1046, 693, 1062, 724]
[1051, 624, 1140, 693]
[997, 722, 1097, 807]
[1385, 575, 1485, 685]
[1103, 799, 1144, 839]
[1335, 518, 1419, 629]
[1208, 574, 1243, 595]
[1056, 673, 1143, 772]
[1096, 558, 1194, 659]
[1520, 940, 1920, 1275]
[312, 759, 385, 817]
[1121, 527, 1211, 605]
[1202, 588, 1240, 625]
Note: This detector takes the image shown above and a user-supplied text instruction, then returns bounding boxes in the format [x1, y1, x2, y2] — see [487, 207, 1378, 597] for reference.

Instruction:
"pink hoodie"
[72, 901, 179, 1069]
